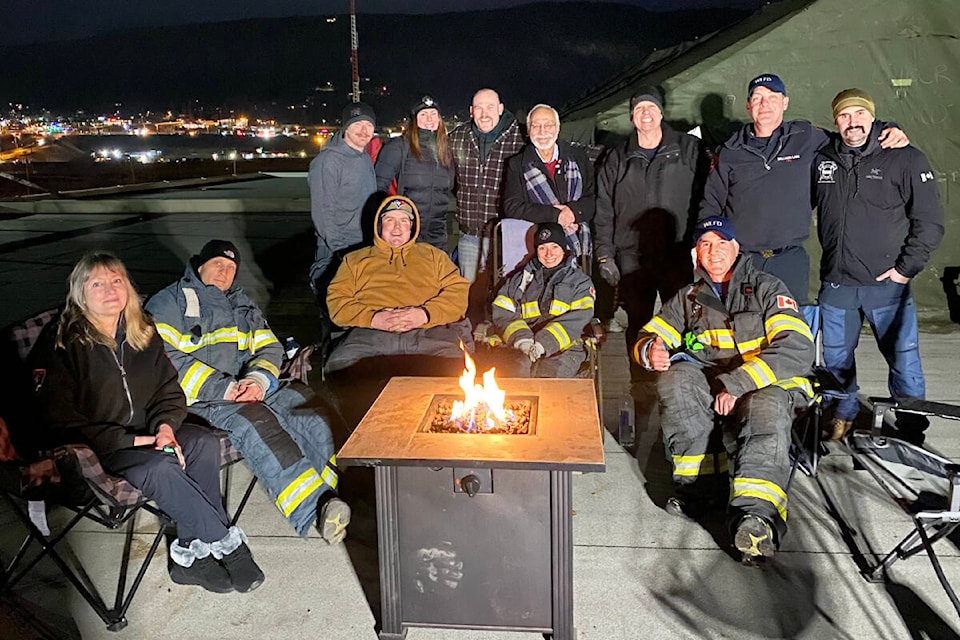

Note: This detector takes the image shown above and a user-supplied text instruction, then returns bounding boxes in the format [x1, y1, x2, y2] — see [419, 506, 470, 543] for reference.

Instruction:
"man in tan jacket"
[325, 195, 473, 373]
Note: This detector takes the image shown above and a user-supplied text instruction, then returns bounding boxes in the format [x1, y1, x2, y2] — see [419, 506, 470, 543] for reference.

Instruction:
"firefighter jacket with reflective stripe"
[146, 266, 283, 406]
[633, 256, 814, 398]
[492, 257, 596, 357]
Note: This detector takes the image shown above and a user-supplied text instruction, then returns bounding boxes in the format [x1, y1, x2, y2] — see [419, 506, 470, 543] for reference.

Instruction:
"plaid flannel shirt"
[449, 118, 525, 235]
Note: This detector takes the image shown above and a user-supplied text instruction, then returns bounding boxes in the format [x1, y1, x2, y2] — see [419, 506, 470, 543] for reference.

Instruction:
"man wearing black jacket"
[813, 89, 944, 442]
[594, 86, 708, 380]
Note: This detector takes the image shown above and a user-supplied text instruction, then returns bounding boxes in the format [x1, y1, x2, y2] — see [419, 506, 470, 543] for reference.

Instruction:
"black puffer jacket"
[375, 132, 455, 250]
[813, 128, 944, 286]
[30, 319, 187, 457]
[595, 125, 706, 272]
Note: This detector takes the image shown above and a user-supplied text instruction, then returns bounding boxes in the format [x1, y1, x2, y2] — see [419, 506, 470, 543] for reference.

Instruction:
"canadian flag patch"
[777, 295, 798, 312]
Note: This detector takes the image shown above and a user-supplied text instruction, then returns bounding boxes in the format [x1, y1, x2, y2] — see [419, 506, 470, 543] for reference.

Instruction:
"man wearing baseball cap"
[632, 215, 814, 561]
[813, 89, 944, 443]
[594, 84, 709, 383]
[700, 73, 908, 304]
[147, 240, 352, 544]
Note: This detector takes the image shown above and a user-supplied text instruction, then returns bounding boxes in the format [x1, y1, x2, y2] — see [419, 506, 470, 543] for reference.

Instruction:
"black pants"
[744, 245, 810, 304]
[101, 423, 229, 545]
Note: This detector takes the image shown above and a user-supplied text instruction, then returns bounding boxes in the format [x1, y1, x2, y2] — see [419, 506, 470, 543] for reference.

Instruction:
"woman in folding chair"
[29, 252, 265, 594]
[492, 222, 596, 378]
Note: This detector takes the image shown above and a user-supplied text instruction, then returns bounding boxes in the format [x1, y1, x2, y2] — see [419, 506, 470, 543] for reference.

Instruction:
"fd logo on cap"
[538, 228, 553, 241]
[350, 106, 362, 117]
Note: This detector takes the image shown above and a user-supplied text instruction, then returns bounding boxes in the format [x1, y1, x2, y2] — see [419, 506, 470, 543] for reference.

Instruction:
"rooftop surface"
[2, 178, 959, 639]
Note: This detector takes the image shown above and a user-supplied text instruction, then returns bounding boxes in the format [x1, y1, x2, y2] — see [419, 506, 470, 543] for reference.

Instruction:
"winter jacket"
[30, 319, 187, 456]
[700, 119, 831, 252]
[449, 113, 525, 235]
[492, 258, 596, 357]
[326, 195, 469, 329]
[374, 132, 455, 249]
[308, 132, 377, 251]
[146, 266, 283, 406]
[502, 141, 596, 224]
[633, 256, 814, 399]
[594, 125, 706, 270]
[813, 128, 944, 286]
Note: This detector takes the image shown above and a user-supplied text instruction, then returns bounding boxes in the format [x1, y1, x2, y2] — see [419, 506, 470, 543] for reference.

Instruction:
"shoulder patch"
[777, 295, 798, 312]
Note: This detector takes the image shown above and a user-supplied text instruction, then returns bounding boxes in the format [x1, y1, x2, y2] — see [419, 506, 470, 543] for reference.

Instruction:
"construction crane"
[349, 0, 360, 103]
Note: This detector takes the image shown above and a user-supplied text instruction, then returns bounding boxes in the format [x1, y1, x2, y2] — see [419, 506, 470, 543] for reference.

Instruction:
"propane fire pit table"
[337, 375, 605, 640]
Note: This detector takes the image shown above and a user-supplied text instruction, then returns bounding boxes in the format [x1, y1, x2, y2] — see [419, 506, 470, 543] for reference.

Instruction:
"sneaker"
[220, 542, 264, 593]
[824, 418, 853, 441]
[169, 555, 234, 594]
[318, 497, 351, 544]
[734, 515, 776, 558]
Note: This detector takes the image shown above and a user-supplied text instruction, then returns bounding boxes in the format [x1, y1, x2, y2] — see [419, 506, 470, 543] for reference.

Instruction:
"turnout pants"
[102, 422, 229, 545]
[190, 382, 338, 537]
[657, 361, 806, 544]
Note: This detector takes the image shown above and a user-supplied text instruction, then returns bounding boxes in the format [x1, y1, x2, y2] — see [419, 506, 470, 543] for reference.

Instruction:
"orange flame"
[450, 341, 507, 430]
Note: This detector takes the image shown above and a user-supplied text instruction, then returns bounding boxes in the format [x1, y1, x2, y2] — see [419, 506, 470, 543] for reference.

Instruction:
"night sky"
[7, 0, 771, 46]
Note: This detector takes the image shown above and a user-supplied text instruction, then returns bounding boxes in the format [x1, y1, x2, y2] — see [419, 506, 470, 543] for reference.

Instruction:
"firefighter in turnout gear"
[146, 240, 350, 543]
[492, 222, 596, 378]
[632, 217, 814, 559]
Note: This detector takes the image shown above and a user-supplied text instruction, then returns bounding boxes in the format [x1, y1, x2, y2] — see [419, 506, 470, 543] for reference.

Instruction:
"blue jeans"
[457, 233, 489, 284]
[819, 281, 926, 422]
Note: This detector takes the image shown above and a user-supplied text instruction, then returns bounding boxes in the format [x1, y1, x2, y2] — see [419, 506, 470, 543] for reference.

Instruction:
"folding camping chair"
[0, 308, 254, 631]
[847, 397, 960, 618]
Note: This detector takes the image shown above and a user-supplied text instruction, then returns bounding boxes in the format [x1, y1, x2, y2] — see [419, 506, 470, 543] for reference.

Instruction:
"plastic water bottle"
[284, 336, 300, 360]
[618, 396, 635, 448]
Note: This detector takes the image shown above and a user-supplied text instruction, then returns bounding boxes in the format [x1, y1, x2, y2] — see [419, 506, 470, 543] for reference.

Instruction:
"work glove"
[598, 257, 620, 287]
[514, 338, 535, 358]
[528, 341, 546, 363]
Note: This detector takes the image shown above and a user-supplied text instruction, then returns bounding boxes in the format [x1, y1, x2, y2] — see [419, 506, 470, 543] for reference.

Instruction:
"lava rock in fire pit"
[428, 399, 533, 434]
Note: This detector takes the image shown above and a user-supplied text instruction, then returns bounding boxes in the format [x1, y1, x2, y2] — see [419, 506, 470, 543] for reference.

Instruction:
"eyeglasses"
[529, 122, 558, 132]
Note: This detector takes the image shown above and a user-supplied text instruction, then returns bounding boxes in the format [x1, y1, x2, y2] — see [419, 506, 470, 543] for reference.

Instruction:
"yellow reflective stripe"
[155, 323, 253, 354]
[493, 295, 516, 312]
[181, 360, 217, 405]
[737, 337, 766, 358]
[521, 301, 541, 319]
[697, 329, 736, 349]
[503, 319, 529, 342]
[642, 316, 682, 348]
[764, 313, 814, 342]
[732, 477, 787, 521]
[249, 357, 280, 378]
[549, 300, 571, 316]
[320, 464, 339, 491]
[544, 322, 572, 350]
[672, 452, 728, 477]
[275, 467, 324, 517]
[775, 376, 814, 398]
[252, 329, 280, 350]
[741, 357, 776, 388]
[569, 296, 595, 311]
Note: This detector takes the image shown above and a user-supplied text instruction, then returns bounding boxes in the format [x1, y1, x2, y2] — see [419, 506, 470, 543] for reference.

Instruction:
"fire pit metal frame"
[339, 377, 603, 640]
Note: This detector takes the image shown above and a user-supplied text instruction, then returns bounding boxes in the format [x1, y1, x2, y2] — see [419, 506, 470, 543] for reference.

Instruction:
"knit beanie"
[411, 95, 441, 118]
[534, 222, 568, 250]
[341, 102, 376, 130]
[831, 88, 876, 120]
[193, 239, 240, 269]
[629, 86, 664, 113]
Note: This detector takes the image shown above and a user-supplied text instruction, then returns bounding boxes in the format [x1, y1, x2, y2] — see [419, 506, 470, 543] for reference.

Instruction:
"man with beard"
[449, 88, 525, 283]
[700, 74, 907, 303]
[812, 89, 944, 443]
[502, 104, 596, 261]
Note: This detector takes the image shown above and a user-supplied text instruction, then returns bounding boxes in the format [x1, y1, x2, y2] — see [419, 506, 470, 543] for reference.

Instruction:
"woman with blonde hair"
[31, 251, 264, 594]
[375, 95, 455, 251]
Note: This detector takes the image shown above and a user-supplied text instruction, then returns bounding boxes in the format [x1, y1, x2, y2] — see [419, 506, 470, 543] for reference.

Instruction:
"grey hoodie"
[307, 132, 377, 251]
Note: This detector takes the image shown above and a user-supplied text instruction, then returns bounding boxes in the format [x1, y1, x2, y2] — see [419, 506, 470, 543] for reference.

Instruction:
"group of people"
[307, 74, 945, 562]
[21, 71, 944, 599]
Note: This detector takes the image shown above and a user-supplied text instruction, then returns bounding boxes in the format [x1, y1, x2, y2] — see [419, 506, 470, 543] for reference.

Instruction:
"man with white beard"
[502, 103, 596, 254]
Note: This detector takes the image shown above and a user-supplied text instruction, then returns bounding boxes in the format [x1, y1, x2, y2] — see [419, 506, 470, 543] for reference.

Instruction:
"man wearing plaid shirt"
[449, 88, 525, 283]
